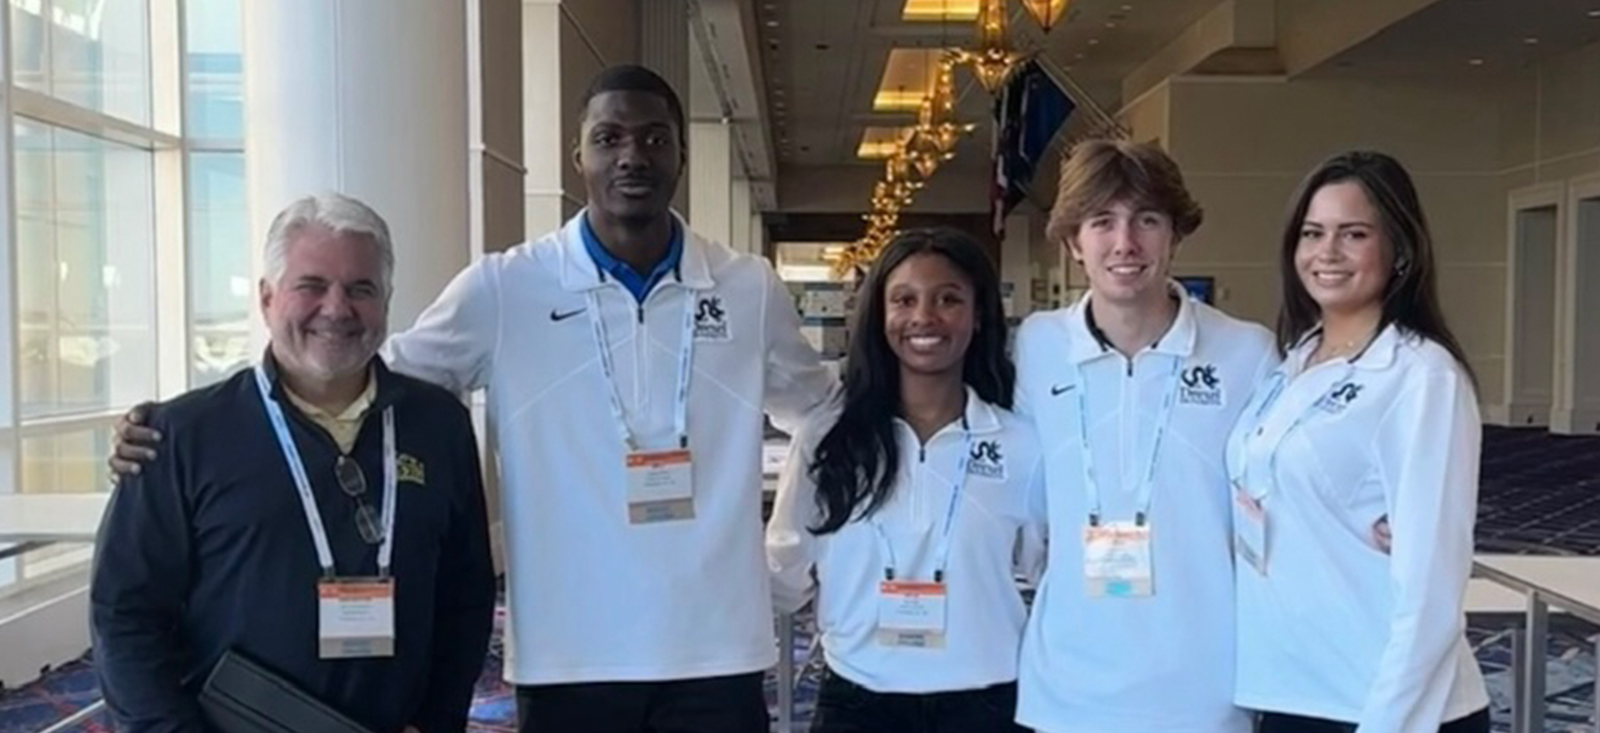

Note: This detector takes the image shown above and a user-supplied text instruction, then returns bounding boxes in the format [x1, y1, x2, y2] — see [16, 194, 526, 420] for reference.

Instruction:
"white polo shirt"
[1227, 324, 1489, 730]
[766, 388, 1046, 693]
[383, 211, 832, 685]
[1014, 287, 1276, 733]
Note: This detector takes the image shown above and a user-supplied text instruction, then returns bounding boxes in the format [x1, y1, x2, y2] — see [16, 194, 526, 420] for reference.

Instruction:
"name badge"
[876, 580, 947, 648]
[627, 449, 695, 524]
[1083, 522, 1154, 598]
[318, 579, 395, 659]
[1233, 484, 1268, 575]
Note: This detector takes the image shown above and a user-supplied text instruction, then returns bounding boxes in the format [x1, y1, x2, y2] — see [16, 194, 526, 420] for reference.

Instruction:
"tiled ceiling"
[755, 0, 1229, 168]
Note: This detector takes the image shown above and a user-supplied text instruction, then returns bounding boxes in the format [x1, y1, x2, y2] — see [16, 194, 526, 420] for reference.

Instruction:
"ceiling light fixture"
[1468, 58, 1485, 66]
[1019, 0, 1071, 33]
[1588, 9, 1600, 17]
[1523, 37, 1539, 44]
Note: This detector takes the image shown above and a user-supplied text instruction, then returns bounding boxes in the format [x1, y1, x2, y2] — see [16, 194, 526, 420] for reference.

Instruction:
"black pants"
[515, 671, 769, 733]
[1258, 707, 1490, 733]
[809, 666, 1029, 733]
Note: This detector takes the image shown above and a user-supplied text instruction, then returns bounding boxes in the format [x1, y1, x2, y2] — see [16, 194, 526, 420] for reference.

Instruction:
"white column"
[243, 0, 471, 338]
[729, 180, 753, 254]
[690, 121, 733, 245]
[1001, 209, 1035, 321]
[750, 210, 766, 259]
[523, 0, 569, 240]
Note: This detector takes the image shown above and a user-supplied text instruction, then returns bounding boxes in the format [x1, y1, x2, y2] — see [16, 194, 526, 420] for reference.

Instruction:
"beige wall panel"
[1120, 83, 1170, 146]
[1180, 173, 1300, 262]
[1535, 43, 1600, 163]
[482, 0, 525, 162]
[1167, 78, 1498, 176]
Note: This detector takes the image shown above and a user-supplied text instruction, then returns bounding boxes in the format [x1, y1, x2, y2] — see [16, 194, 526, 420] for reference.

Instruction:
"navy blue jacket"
[91, 356, 495, 733]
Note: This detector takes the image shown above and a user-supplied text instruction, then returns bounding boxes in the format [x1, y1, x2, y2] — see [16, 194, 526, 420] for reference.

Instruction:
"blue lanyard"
[873, 427, 973, 584]
[1076, 356, 1182, 527]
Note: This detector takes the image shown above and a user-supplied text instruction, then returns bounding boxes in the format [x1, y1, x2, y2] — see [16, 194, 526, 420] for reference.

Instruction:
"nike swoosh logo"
[1050, 384, 1075, 396]
[550, 308, 586, 322]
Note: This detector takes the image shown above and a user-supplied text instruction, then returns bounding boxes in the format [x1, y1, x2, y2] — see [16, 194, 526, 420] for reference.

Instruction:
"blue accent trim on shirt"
[580, 213, 683, 303]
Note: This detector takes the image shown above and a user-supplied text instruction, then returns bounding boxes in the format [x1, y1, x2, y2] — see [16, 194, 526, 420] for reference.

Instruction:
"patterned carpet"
[1, 426, 1595, 732]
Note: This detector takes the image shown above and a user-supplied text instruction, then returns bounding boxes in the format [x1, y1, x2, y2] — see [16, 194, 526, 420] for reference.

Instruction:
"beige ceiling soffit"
[1121, 0, 1280, 105]
[856, 126, 918, 159]
[874, 48, 951, 111]
[902, 0, 980, 21]
[1276, 0, 1446, 77]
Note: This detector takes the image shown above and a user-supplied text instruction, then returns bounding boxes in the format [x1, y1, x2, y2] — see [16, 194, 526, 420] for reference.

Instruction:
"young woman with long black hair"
[766, 227, 1045, 732]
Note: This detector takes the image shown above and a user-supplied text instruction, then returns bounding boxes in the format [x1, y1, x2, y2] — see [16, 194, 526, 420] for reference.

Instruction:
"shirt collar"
[1067, 281, 1197, 364]
[284, 367, 377, 421]
[890, 386, 1006, 438]
[557, 209, 714, 292]
[259, 348, 406, 414]
[579, 211, 683, 285]
[1289, 321, 1403, 372]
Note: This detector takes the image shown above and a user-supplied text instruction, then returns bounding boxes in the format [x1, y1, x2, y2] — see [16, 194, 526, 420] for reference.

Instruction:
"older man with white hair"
[90, 193, 496, 733]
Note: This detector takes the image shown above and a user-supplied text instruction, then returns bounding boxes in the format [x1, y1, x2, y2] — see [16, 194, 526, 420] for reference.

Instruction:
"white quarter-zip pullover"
[383, 211, 832, 684]
[1014, 287, 1276, 733]
[766, 389, 1046, 693]
[1227, 324, 1489, 731]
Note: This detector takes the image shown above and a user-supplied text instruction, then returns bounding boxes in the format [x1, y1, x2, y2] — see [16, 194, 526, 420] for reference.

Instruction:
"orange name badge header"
[880, 580, 947, 597]
[627, 450, 692, 469]
[318, 582, 393, 601]
[1086, 526, 1148, 542]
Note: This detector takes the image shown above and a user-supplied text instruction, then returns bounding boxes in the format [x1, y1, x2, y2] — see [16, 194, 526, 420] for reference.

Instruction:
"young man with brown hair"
[1012, 139, 1277, 733]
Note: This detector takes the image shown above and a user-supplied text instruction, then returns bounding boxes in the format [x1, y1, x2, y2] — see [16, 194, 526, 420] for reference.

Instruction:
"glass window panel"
[10, 0, 47, 92]
[49, 0, 153, 125]
[21, 425, 111, 495]
[15, 425, 112, 583]
[14, 120, 157, 419]
[184, 0, 242, 142]
[189, 151, 251, 386]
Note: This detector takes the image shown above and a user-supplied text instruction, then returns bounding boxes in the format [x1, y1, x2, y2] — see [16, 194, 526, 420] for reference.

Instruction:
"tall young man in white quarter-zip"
[388, 65, 830, 733]
[111, 66, 832, 733]
[1012, 139, 1277, 733]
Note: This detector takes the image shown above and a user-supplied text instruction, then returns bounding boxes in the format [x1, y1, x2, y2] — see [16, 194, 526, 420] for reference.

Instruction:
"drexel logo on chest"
[1178, 363, 1224, 407]
[693, 294, 731, 341]
[1315, 382, 1364, 414]
[967, 440, 1006, 481]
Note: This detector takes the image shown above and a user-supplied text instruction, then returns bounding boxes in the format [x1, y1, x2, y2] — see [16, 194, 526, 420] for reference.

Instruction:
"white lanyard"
[1076, 356, 1182, 527]
[873, 428, 973, 584]
[585, 288, 697, 451]
[253, 366, 397, 577]
[1231, 357, 1355, 501]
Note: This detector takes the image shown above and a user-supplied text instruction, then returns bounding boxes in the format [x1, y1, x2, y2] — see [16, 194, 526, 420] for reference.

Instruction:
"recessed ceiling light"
[1121, 4, 1133, 10]
[1523, 36, 1539, 44]
[1074, 52, 1085, 60]
[1468, 58, 1485, 65]
[1088, 38, 1100, 45]
[766, 20, 779, 27]
[1105, 21, 1116, 28]
[1589, 9, 1600, 17]
[774, 88, 785, 96]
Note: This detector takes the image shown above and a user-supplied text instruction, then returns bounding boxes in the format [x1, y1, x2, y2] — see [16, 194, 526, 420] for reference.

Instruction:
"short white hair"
[263, 193, 395, 294]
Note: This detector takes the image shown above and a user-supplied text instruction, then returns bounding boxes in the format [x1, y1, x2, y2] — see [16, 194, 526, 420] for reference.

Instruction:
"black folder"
[198, 650, 376, 733]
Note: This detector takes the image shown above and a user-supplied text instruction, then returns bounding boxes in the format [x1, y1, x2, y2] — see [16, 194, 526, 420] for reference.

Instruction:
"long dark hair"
[809, 228, 1014, 535]
[1275, 151, 1474, 381]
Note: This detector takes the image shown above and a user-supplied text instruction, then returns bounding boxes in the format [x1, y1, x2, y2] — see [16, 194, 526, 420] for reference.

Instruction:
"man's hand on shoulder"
[108, 402, 162, 478]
